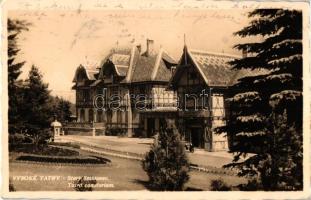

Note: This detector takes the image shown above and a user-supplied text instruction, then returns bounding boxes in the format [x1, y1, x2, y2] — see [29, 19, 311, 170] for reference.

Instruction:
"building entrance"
[190, 128, 204, 148]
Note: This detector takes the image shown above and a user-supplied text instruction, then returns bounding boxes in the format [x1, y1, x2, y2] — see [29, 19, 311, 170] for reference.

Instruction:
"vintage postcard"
[1, 0, 310, 199]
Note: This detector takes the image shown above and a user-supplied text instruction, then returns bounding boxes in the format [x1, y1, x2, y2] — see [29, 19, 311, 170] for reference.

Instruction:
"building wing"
[169, 47, 267, 89]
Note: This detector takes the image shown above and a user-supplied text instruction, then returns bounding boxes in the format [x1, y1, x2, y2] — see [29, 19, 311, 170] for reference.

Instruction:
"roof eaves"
[125, 45, 136, 83]
[189, 49, 241, 59]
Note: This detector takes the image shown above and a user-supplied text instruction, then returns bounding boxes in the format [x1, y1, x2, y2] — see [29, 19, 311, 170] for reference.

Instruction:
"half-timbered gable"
[72, 65, 99, 122]
[169, 46, 242, 151]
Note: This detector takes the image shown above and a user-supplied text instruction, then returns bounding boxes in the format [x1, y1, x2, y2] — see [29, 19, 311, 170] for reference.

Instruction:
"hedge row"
[16, 154, 110, 164]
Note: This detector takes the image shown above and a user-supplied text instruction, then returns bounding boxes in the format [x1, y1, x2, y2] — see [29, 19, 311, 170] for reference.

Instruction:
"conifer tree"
[22, 65, 53, 146]
[142, 120, 190, 191]
[8, 19, 29, 133]
[221, 9, 303, 190]
[49, 96, 72, 123]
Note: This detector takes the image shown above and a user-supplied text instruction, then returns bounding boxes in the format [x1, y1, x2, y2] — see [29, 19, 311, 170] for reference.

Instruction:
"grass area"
[9, 152, 246, 191]
[9, 143, 246, 191]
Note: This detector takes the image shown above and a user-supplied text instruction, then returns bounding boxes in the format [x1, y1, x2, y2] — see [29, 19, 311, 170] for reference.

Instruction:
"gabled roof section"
[128, 48, 177, 83]
[169, 47, 268, 88]
[109, 53, 131, 76]
[98, 45, 177, 84]
[99, 48, 133, 78]
[72, 64, 98, 82]
[188, 49, 241, 87]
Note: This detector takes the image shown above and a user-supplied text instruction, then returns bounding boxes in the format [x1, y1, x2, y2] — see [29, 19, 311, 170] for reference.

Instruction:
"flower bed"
[16, 154, 110, 164]
[9, 143, 79, 156]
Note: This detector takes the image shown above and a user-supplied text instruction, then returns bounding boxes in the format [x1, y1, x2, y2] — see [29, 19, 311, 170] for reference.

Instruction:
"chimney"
[242, 49, 247, 58]
[146, 39, 154, 56]
[136, 44, 142, 54]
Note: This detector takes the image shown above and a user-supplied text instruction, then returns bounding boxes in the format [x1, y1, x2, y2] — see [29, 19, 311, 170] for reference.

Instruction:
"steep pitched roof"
[170, 47, 267, 88]
[99, 46, 177, 84]
[72, 64, 99, 82]
[128, 48, 177, 83]
[108, 53, 131, 76]
[188, 49, 241, 86]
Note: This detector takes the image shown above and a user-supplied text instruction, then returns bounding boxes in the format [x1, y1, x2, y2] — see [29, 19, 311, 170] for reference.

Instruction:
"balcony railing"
[64, 122, 105, 128]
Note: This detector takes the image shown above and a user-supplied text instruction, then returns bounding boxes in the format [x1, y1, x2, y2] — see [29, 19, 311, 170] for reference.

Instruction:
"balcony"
[137, 98, 178, 112]
[64, 122, 105, 128]
[178, 109, 210, 118]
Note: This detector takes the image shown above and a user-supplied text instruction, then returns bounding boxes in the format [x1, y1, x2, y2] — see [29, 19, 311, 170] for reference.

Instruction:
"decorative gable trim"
[151, 48, 164, 81]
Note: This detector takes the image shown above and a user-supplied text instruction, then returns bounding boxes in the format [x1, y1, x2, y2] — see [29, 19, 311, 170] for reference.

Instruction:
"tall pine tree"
[8, 19, 30, 133]
[22, 65, 53, 147]
[222, 9, 303, 190]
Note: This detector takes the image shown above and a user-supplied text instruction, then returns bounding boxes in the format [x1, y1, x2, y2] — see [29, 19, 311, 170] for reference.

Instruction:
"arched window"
[80, 109, 85, 122]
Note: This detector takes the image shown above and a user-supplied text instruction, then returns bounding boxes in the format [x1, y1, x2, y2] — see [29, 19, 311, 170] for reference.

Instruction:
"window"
[107, 111, 112, 124]
[89, 109, 94, 122]
[80, 109, 85, 122]
[117, 111, 122, 124]
[97, 110, 103, 122]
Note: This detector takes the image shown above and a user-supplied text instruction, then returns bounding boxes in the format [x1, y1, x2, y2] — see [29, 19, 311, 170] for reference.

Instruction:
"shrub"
[142, 120, 190, 191]
[105, 127, 127, 136]
[210, 179, 232, 191]
[74, 176, 97, 191]
[133, 128, 143, 137]
[238, 178, 263, 191]
[9, 134, 32, 145]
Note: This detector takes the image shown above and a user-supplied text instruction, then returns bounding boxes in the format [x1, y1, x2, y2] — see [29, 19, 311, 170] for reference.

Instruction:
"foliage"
[210, 178, 232, 191]
[238, 178, 263, 191]
[220, 9, 303, 190]
[10, 144, 79, 156]
[8, 19, 30, 134]
[7, 19, 73, 151]
[74, 176, 97, 192]
[49, 96, 73, 123]
[142, 121, 190, 191]
[105, 127, 127, 136]
[20, 66, 53, 147]
[9, 133, 32, 145]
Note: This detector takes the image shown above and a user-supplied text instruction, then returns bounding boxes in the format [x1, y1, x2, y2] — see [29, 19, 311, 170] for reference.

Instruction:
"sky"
[9, 9, 254, 103]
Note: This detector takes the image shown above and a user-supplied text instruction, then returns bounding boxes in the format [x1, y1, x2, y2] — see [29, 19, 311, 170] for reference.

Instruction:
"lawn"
[9, 153, 246, 191]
